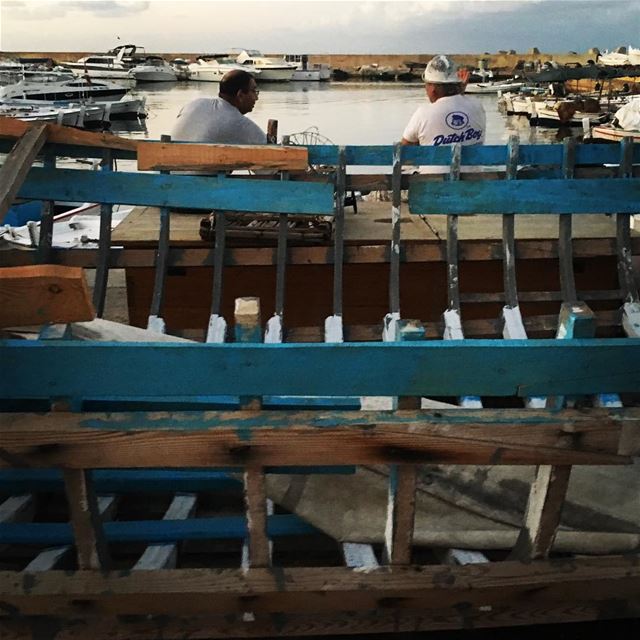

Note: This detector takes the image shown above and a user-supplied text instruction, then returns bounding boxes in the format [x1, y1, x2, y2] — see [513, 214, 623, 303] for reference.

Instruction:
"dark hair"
[439, 83, 463, 97]
[219, 70, 255, 97]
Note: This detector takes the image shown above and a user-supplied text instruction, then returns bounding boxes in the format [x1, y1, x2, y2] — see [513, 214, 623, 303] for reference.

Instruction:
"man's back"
[171, 97, 266, 145]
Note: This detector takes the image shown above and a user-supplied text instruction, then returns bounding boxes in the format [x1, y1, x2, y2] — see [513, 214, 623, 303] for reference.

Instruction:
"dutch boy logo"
[446, 111, 469, 129]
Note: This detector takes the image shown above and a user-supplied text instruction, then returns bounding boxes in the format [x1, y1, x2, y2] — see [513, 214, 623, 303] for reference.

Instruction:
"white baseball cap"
[422, 55, 460, 84]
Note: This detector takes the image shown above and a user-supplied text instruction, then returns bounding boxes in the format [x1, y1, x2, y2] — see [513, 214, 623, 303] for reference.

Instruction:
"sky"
[0, 0, 638, 54]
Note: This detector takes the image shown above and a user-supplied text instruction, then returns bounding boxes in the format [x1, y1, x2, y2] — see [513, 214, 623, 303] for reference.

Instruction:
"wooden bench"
[1, 123, 640, 638]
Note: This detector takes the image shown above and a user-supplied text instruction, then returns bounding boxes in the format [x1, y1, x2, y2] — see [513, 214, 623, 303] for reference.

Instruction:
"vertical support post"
[325, 146, 346, 342]
[443, 143, 481, 408]
[558, 137, 577, 303]
[234, 297, 270, 568]
[616, 139, 640, 337]
[389, 142, 403, 317]
[92, 149, 114, 317]
[63, 469, 110, 570]
[37, 150, 56, 264]
[147, 134, 172, 334]
[384, 464, 417, 566]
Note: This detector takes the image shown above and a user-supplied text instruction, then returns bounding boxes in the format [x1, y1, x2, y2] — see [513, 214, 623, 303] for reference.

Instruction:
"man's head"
[219, 70, 259, 114]
[422, 54, 463, 103]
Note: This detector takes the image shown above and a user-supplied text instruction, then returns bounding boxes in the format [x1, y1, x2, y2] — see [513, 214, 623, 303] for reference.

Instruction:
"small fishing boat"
[465, 79, 524, 94]
[285, 54, 332, 81]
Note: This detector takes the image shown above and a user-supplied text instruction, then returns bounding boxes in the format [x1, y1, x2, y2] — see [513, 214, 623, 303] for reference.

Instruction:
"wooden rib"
[36, 150, 55, 264]
[332, 146, 346, 318]
[0, 116, 137, 151]
[206, 206, 227, 343]
[63, 469, 110, 570]
[0, 265, 94, 328]
[243, 467, 271, 569]
[512, 465, 572, 561]
[558, 137, 577, 302]
[133, 494, 197, 570]
[0, 122, 48, 222]
[137, 141, 308, 172]
[25, 495, 117, 572]
[502, 135, 520, 309]
[92, 150, 114, 317]
[384, 464, 417, 565]
[389, 142, 402, 315]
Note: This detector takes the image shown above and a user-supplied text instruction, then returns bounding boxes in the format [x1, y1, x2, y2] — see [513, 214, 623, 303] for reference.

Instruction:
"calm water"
[110, 80, 572, 146]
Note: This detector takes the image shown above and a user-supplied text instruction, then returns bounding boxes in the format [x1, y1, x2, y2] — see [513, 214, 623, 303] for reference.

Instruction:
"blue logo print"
[446, 111, 469, 129]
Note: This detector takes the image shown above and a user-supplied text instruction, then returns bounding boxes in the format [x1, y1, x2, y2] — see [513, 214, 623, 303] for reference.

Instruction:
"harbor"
[1, 0, 640, 637]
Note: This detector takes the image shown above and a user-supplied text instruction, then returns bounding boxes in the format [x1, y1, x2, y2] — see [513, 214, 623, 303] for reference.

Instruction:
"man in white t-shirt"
[402, 55, 486, 148]
[171, 69, 266, 145]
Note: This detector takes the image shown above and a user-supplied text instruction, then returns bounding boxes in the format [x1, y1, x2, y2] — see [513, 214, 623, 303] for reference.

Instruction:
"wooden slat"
[0, 116, 137, 152]
[133, 494, 197, 570]
[384, 465, 417, 565]
[0, 123, 48, 222]
[3, 339, 640, 398]
[1, 556, 638, 616]
[137, 141, 309, 171]
[62, 469, 110, 570]
[409, 178, 640, 215]
[18, 168, 335, 215]
[0, 409, 632, 468]
[0, 265, 94, 328]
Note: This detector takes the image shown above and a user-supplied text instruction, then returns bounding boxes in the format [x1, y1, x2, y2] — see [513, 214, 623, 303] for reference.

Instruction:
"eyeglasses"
[249, 87, 260, 96]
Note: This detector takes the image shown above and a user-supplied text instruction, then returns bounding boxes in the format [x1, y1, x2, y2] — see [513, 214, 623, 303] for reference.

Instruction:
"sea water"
[111, 79, 576, 146]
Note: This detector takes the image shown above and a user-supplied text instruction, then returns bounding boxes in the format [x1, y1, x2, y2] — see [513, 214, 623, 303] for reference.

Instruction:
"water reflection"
[128, 81, 582, 146]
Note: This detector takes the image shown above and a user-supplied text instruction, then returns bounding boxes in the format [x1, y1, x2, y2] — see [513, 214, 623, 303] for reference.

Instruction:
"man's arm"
[401, 138, 418, 146]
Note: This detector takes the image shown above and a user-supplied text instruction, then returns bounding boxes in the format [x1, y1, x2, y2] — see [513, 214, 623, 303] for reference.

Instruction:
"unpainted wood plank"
[243, 466, 270, 568]
[0, 115, 137, 151]
[63, 469, 110, 570]
[512, 464, 572, 561]
[384, 464, 417, 565]
[2, 556, 638, 616]
[137, 141, 309, 172]
[0, 123, 48, 221]
[0, 409, 631, 468]
[133, 494, 197, 570]
[0, 265, 94, 328]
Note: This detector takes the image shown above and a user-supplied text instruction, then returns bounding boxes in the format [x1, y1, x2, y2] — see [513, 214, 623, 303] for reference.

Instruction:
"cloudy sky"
[0, 0, 637, 54]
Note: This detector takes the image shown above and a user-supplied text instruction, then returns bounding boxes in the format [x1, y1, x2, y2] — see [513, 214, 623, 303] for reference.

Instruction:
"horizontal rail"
[16, 168, 335, 215]
[0, 514, 317, 545]
[1, 557, 638, 615]
[2, 340, 640, 398]
[409, 178, 640, 215]
[1, 409, 634, 467]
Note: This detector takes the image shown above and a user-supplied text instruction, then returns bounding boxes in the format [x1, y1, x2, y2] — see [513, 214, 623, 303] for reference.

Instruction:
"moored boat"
[233, 49, 297, 82]
[187, 55, 259, 82]
[285, 54, 332, 81]
[0, 77, 130, 101]
[130, 56, 177, 82]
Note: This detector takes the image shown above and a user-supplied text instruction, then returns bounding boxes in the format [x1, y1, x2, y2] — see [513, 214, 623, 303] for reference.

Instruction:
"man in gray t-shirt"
[171, 69, 266, 145]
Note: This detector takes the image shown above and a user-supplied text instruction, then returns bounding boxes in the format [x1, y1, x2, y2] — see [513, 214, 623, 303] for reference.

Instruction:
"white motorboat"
[130, 56, 177, 82]
[465, 80, 524, 94]
[529, 100, 609, 128]
[60, 48, 133, 81]
[285, 55, 331, 81]
[598, 45, 640, 66]
[187, 55, 259, 82]
[170, 58, 191, 81]
[233, 49, 297, 82]
[0, 77, 129, 101]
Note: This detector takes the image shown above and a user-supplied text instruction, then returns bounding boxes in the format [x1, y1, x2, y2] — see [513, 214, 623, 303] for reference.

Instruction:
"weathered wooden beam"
[0, 265, 94, 328]
[0, 116, 137, 152]
[62, 469, 110, 570]
[4, 340, 640, 398]
[0, 409, 632, 468]
[0, 123, 48, 222]
[137, 141, 309, 172]
[1, 556, 638, 616]
[384, 465, 417, 565]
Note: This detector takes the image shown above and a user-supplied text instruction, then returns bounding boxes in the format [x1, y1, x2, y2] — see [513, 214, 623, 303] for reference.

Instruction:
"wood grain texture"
[0, 556, 638, 616]
[0, 116, 137, 152]
[138, 141, 309, 171]
[0, 265, 94, 327]
[0, 408, 632, 468]
[0, 123, 48, 221]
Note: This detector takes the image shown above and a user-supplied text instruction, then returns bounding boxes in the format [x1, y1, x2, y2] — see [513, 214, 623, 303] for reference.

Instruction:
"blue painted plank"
[409, 178, 640, 215]
[17, 168, 335, 215]
[0, 467, 354, 494]
[2, 339, 639, 398]
[0, 514, 318, 545]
